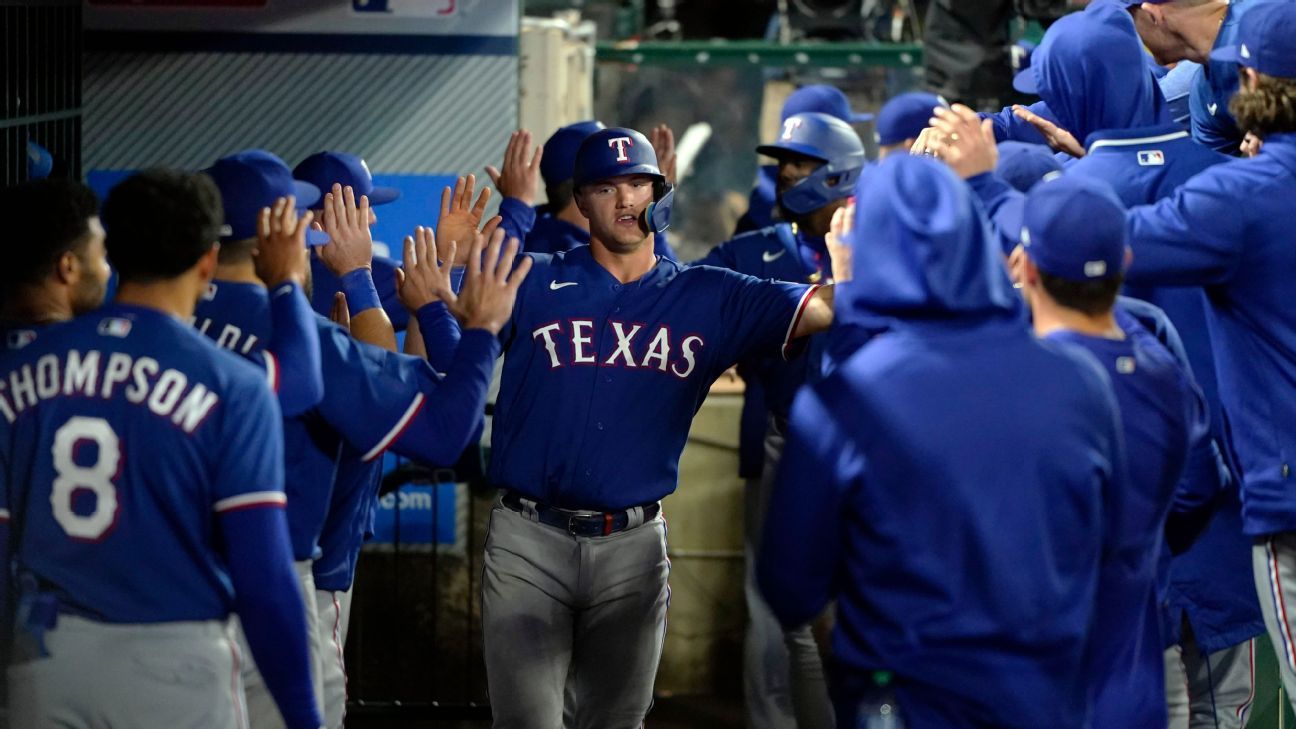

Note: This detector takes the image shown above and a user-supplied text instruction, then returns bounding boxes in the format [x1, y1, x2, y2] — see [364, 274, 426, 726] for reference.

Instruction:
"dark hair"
[545, 179, 574, 211]
[101, 169, 224, 283]
[1039, 270, 1124, 317]
[0, 179, 99, 291]
[1231, 71, 1296, 138]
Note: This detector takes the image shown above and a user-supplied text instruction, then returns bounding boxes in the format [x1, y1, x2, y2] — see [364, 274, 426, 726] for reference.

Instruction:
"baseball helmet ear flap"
[644, 182, 674, 234]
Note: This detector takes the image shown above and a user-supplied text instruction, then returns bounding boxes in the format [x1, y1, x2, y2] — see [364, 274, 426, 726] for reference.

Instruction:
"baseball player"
[492, 125, 679, 260]
[292, 150, 466, 729]
[1013, 173, 1215, 728]
[759, 154, 1124, 729]
[691, 110, 864, 729]
[735, 84, 873, 236]
[198, 149, 522, 729]
[460, 126, 833, 729]
[0, 179, 110, 339]
[0, 169, 323, 729]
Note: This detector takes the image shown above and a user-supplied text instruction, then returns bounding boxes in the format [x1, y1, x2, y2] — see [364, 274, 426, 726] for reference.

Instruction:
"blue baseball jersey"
[0, 304, 284, 622]
[498, 196, 678, 261]
[312, 444, 381, 591]
[1127, 133, 1296, 537]
[489, 245, 815, 511]
[197, 280, 495, 559]
[693, 222, 828, 477]
[1045, 315, 1199, 729]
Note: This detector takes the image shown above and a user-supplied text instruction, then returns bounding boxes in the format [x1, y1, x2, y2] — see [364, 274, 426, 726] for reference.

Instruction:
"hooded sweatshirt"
[758, 155, 1125, 729]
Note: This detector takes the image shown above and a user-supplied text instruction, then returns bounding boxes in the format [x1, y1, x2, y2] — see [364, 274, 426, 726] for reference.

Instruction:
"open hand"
[1012, 105, 1085, 158]
[649, 123, 678, 185]
[485, 130, 543, 205]
[399, 225, 459, 313]
[318, 183, 374, 275]
[254, 196, 313, 288]
[449, 227, 533, 334]
[436, 175, 492, 264]
[927, 104, 1000, 179]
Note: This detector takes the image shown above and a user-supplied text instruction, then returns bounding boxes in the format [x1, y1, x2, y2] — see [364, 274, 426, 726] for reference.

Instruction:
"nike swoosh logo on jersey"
[1207, 103, 1218, 116]
[550, 281, 579, 290]
[762, 249, 786, 263]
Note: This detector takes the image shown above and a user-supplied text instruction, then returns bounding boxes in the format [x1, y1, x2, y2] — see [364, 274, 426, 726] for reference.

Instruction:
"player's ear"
[1123, 246, 1134, 271]
[572, 186, 590, 218]
[54, 250, 80, 286]
[195, 245, 220, 285]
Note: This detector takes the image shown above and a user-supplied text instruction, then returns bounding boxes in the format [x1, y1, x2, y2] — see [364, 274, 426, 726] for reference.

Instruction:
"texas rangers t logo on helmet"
[781, 118, 803, 141]
[608, 136, 634, 162]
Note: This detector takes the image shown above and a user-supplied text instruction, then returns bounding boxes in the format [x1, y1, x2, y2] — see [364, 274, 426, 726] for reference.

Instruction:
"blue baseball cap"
[293, 151, 400, 206]
[996, 141, 1064, 192]
[1210, 1, 1296, 79]
[27, 141, 53, 180]
[875, 92, 947, 147]
[1021, 174, 1129, 281]
[782, 84, 874, 124]
[540, 120, 606, 188]
[206, 149, 323, 242]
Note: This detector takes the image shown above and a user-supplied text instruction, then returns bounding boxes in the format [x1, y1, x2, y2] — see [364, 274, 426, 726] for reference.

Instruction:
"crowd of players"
[1, 0, 1295, 727]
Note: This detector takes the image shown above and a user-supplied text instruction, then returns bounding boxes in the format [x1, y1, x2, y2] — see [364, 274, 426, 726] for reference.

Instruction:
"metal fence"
[1, 0, 81, 187]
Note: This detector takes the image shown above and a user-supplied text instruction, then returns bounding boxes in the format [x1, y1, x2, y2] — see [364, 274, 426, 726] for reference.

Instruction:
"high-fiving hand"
[486, 130, 543, 205]
[649, 124, 677, 185]
[399, 225, 459, 313]
[450, 228, 533, 335]
[318, 183, 374, 275]
[436, 175, 492, 265]
[254, 195, 313, 288]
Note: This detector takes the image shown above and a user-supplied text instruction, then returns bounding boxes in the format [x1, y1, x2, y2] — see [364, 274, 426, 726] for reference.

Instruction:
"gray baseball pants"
[482, 500, 670, 729]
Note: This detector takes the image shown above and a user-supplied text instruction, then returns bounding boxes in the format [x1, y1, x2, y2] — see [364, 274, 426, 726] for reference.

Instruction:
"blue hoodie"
[758, 156, 1125, 729]
[985, 2, 1169, 146]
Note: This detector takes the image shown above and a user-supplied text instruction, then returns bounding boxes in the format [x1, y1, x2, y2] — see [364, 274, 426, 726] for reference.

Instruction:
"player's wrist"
[339, 268, 382, 314]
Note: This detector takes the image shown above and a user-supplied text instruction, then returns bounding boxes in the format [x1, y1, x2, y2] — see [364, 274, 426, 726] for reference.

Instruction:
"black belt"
[501, 492, 660, 537]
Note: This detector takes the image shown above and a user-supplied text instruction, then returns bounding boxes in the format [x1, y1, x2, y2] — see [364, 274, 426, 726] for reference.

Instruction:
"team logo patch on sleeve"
[6, 329, 36, 350]
[1137, 150, 1166, 167]
[97, 317, 133, 338]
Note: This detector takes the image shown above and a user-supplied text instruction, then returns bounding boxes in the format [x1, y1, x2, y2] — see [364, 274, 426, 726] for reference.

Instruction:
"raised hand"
[399, 225, 459, 313]
[318, 183, 374, 275]
[436, 175, 492, 264]
[254, 195, 313, 288]
[449, 227, 533, 335]
[926, 104, 1000, 179]
[649, 123, 677, 185]
[485, 130, 543, 205]
[1011, 104, 1085, 159]
[827, 201, 855, 284]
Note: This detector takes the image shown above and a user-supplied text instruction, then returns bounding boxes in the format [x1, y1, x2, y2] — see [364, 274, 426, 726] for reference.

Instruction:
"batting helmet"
[756, 112, 865, 216]
[572, 127, 674, 234]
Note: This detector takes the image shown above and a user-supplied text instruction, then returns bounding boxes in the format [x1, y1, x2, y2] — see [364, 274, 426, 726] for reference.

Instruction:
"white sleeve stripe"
[263, 351, 280, 393]
[362, 393, 426, 462]
[214, 491, 287, 513]
[781, 284, 822, 361]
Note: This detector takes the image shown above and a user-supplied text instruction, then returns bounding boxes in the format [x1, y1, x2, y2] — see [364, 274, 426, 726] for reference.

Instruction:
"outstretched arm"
[792, 285, 834, 339]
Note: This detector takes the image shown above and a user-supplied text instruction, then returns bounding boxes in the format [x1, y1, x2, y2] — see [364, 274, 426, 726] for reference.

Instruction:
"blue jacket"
[1127, 133, 1296, 536]
[986, 2, 1169, 145]
[758, 156, 1122, 729]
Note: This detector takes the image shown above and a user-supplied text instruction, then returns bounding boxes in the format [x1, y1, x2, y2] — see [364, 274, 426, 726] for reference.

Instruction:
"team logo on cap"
[1021, 227, 1032, 246]
[1241, 44, 1251, 59]
[782, 117, 804, 141]
[608, 136, 634, 162]
[1137, 150, 1165, 167]
[1083, 260, 1108, 278]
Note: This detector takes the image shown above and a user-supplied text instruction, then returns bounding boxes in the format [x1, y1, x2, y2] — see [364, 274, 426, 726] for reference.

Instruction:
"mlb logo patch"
[1137, 150, 1165, 167]
[6, 329, 36, 350]
[98, 317, 133, 338]
[1116, 356, 1137, 375]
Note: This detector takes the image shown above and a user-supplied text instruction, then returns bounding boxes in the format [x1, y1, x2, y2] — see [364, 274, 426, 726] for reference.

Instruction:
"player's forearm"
[266, 282, 324, 417]
[219, 507, 324, 729]
[414, 301, 463, 373]
[792, 285, 835, 339]
[497, 197, 537, 243]
[390, 328, 499, 465]
[338, 269, 398, 351]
